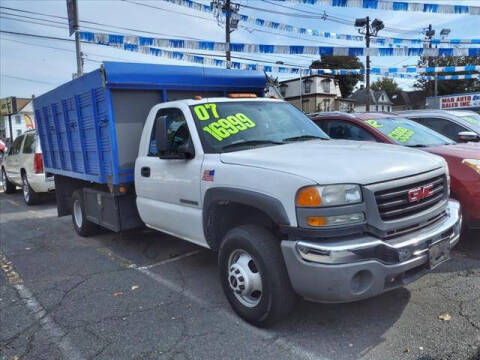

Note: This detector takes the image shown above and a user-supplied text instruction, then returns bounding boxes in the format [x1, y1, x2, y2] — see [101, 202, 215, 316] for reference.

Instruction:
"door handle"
[141, 167, 150, 177]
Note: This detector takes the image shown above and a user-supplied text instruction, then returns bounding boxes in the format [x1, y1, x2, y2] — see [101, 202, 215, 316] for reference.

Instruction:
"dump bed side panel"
[34, 70, 114, 184]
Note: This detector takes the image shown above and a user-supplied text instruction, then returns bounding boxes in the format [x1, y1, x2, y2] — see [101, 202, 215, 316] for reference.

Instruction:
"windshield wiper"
[283, 135, 327, 142]
[221, 140, 285, 152]
[407, 144, 429, 148]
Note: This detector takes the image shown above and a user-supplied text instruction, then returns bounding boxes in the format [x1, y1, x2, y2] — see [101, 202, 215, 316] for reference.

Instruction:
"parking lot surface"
[1, 191, 479, 360]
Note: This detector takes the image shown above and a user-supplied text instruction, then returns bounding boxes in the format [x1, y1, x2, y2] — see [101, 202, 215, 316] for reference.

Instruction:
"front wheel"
[1, 168, 16, 194]
[218, 225, 297, 327]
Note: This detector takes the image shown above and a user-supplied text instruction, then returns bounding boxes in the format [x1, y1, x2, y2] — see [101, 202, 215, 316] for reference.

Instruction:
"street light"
[440, 28, 451, 37]
[355, 17, 384, 111]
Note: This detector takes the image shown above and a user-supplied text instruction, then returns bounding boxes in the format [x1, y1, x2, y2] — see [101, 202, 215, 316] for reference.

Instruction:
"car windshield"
[456, 113, 480, 133]
[189, 101, 329, 153]
[362, 117, 455, 147]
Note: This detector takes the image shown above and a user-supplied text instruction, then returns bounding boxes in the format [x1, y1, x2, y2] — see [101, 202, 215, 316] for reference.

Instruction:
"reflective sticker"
[388, 126, 414, 143]
[202, 112, 256, 141]
[365, 119, 383, 128]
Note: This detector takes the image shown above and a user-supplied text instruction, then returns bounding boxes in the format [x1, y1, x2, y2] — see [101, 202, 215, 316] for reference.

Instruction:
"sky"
[1, 0, 479, 99]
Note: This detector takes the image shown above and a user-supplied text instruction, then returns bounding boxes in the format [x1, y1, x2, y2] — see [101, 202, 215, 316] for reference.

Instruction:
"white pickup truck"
[34, 63, 462, 326]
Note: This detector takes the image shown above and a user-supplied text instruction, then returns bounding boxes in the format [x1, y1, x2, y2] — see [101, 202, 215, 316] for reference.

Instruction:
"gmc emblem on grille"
[408, 184, 434, 203]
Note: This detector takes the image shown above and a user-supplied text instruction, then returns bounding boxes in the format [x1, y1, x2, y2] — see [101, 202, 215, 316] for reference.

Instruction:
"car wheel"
[22, 174, 40, 205]
[71, 190, 99, 237]
[218, 225, 297, 327]
[1, 168, 16, 194]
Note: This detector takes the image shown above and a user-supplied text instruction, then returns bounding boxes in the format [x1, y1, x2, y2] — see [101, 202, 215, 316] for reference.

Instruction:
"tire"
[218, 225, 297, 327]
[22, 174, 41, 205]
[1, 168, 16, 194]
[71, 190, 99, 237]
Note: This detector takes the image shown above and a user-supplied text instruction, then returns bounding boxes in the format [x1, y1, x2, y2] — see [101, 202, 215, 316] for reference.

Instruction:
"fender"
[203, 187, 291, 247]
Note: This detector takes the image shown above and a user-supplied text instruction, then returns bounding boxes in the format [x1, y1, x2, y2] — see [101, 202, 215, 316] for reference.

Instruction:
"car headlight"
[296, 184, 362, 207]
[462, 159, 480, 175]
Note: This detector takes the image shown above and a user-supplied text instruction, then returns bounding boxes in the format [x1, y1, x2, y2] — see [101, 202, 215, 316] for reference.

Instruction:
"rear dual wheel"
[218, 225, 297, 327]
[71, 190, 99, 237]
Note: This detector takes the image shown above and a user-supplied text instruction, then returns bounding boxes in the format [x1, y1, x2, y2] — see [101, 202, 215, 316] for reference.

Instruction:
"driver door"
[135, 108, 205, 246]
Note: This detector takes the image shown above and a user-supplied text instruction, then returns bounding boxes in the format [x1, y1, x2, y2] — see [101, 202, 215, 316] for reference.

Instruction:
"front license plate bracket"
[429, 239, 450, 269]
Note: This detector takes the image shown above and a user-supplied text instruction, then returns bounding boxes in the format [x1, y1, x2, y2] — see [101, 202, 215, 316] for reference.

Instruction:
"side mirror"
[154, 116, 194, 160]
[458, 131, 480, 143]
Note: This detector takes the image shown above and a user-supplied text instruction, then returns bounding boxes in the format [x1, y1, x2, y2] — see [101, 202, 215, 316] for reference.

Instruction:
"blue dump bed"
[33, 62, 266, 185]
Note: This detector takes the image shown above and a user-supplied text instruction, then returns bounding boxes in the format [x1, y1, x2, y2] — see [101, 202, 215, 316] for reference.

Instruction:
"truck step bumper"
[281, 199, 462, 303]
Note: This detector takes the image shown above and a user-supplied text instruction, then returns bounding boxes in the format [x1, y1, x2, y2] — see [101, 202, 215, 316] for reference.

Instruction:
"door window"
[23, 133, 36, 154]
[148, 108, 190, 156]
[320, 120, 377, 141]
[411, 117, 467, 142]
[10, 135, 24, 155]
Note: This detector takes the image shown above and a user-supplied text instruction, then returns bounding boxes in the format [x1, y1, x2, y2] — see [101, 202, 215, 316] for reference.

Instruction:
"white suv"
[1, 129, 55, 204]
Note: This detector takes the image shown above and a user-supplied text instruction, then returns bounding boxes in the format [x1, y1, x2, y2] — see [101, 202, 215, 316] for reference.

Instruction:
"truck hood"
[220, 140, 445, 185]
[424, 142, 480, 160]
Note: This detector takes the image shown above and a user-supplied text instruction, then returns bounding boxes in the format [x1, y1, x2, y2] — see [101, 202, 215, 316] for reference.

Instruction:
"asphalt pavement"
[1, 191, 479, 360]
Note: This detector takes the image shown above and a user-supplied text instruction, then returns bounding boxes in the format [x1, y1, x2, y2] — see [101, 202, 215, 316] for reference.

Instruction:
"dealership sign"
[0, 97, 17, 116]
[440, 93, 480, 109]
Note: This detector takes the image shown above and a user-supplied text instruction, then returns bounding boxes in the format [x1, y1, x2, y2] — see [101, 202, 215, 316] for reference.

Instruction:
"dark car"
[310, 112, 480, 229]
[398, 109, 480, 143]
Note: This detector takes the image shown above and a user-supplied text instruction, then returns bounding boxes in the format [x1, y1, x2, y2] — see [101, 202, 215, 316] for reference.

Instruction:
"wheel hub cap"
[73, 200, 83, 228]
[227, 250, 263, 307]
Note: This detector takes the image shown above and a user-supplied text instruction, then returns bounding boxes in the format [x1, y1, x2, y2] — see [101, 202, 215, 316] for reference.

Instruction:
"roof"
[279, 74, 337, 84]
[102, 62, 266, 90]
[390, 90, 425, 108]
[348, 88, 392, 106]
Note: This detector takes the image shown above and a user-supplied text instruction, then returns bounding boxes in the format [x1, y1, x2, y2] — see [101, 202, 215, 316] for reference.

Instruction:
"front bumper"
[281, 199, 462, 303]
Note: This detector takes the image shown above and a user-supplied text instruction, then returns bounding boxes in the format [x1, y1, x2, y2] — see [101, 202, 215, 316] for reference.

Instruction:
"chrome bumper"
[296, 199, 461, 265]
[281, 199, 462, 303]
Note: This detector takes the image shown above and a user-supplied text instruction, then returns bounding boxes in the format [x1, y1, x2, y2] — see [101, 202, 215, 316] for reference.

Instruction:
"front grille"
[375, 175, 446, 221]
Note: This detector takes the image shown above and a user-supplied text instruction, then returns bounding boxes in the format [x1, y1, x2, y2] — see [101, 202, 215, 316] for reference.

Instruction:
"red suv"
[310, 112, 480, 229]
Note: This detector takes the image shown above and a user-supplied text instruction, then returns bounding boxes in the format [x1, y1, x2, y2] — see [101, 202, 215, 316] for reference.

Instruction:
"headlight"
[462, 159, 480, 175]
[296, 184, 362, 207]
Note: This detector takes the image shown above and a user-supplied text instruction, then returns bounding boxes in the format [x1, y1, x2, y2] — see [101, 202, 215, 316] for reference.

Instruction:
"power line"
[0, 5, 205, 41]
[0, 74, 58, 85]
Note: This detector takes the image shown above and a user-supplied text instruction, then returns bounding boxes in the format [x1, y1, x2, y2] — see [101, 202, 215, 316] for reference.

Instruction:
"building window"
[382, 105, 384, 111]
[375, 105, 378, 111]
[323, 99, 330, 112]
[15, 115, 21, 124]
[321, 79, 330, 93]
[303, 80, 312, 94]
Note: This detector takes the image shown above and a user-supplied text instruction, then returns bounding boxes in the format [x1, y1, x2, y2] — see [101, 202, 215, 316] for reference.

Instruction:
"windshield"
[457, 113, 480, 133]
[189, 101, 329, 153]
[363, 117, 455, 147]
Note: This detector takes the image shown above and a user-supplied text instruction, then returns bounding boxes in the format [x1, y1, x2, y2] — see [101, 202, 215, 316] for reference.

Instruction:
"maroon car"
[310, 112, 480, 229]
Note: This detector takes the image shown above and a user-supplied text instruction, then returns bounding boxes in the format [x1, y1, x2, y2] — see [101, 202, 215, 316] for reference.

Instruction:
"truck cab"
[33, 63, 462, 326]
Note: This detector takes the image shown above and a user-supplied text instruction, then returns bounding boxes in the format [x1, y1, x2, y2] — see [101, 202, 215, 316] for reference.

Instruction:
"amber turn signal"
[296, 186, 322, 207]
[227, 93, 257, 98]
[307, 217, 326, 227]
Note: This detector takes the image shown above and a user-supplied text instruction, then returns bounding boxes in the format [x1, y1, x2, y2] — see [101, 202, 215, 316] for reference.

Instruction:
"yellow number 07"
[194, 104, 219, 120]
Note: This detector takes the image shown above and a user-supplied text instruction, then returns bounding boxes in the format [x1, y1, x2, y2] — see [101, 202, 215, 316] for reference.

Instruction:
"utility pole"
[365, 17, 371, 112]
[67, 0, 83, 77]
[425, 24, 435, 99]
[355, 17, 383, 112]
[211, 0, 240, 69]
[225, 0, 231, 68]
